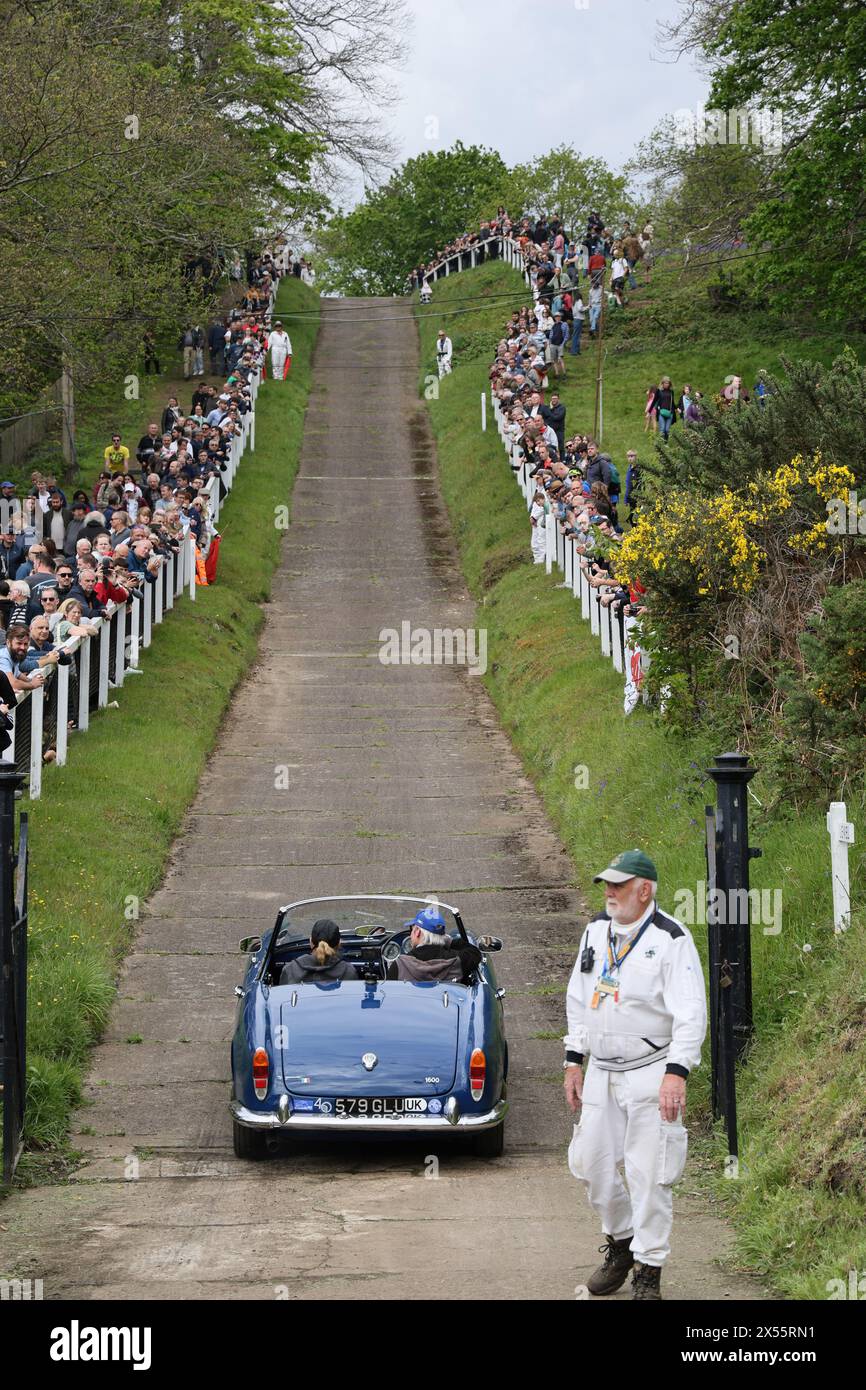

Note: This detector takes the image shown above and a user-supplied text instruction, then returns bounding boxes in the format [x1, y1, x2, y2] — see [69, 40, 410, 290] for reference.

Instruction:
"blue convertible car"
[230, 895, 508, 1159]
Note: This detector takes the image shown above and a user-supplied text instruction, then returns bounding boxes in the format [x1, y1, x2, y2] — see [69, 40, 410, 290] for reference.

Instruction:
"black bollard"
[0, 764, 27, 1185]
[706, 752, 760, 1062]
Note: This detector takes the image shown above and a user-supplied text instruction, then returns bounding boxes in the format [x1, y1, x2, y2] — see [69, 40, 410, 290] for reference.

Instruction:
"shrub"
[780, 581, 866, 795]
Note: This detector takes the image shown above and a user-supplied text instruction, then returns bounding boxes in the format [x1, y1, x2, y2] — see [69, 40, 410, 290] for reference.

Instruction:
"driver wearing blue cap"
[387, 906, 482, 984]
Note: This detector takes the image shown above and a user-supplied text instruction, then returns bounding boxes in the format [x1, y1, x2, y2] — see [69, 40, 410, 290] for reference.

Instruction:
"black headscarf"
[310, 919, 341, 950]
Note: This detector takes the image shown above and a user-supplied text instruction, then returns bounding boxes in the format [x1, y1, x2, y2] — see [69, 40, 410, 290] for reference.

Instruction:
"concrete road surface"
[0, 299, 766, 1302]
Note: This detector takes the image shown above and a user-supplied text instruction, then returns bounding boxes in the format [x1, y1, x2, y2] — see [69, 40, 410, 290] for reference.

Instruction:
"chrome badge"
[362, 1052, 378, 1071]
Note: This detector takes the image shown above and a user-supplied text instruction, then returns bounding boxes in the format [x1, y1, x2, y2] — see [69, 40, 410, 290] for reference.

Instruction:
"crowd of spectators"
[409, 210, 653, 342]
[412, 208, 654, 710]
[413, 210, 772, 713]
[464, 221, 651, 708]
[0, 248, 285, 760]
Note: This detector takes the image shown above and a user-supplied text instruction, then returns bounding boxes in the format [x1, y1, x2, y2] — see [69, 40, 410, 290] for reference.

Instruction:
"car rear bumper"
[230, 1098, 507, 1134]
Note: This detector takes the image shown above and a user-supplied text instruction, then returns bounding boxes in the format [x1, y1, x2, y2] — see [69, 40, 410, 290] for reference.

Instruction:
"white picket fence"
[3, 364, 263, 799]
[490, 394, 638, 690]
[423, 236, 638, 689]
[422, 235, 532, 289]
[429, 241, 862, 929]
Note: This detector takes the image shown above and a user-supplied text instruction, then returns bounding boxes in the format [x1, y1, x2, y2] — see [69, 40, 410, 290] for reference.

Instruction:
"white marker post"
[826, 801, 855, 932]
[481, 392, 487, 432]
[545, 510, 555, 575]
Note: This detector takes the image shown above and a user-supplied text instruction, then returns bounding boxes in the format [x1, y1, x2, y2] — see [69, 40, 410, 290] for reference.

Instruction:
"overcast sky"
[373, 0, 710, 191]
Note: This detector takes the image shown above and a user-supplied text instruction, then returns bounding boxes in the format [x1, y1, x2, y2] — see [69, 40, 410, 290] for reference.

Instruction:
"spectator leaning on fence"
[1, 624, 46, 692]
[0, 248, 276, 762]
[55, 598, 97, 644]
[415, 217, 709, 723]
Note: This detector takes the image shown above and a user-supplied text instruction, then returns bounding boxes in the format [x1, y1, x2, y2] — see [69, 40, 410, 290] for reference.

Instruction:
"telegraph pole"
[592, 277, 606, 442]
[60, 355, 75, 472]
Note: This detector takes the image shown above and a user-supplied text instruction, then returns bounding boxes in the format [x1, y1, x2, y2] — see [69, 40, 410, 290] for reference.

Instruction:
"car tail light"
[252, 1047, 269, 1099]
[469, 1048, 486, 1102]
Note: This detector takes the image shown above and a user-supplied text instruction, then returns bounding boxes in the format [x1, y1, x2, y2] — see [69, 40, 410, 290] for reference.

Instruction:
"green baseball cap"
[594, 849, 658, 884]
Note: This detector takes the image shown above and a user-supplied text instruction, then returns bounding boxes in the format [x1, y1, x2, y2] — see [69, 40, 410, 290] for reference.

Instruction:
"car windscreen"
[276, 897, 462, 946]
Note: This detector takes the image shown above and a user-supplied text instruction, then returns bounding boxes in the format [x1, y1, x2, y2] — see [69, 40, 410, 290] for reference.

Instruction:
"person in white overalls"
[436, 330, 453, 378]
[268, 321, 293, 380]
[530, 490, 548, 565]
[564, 849, 707, 1300]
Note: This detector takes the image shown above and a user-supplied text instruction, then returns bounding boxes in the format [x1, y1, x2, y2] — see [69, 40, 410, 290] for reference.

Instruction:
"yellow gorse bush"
[615, 452, 856, 596]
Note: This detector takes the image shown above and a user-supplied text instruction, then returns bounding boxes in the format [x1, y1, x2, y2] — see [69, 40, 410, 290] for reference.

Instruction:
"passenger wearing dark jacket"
[279, 920, 358, 984]
[387, 907, 482, 984]
[208, 320, 227, 371]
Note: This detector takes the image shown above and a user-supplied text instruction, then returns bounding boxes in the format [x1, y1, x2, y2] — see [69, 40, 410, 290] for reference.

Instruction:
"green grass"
[5, 276, 319, 1180]
[420, 256, 861, 468]
[416, 263, 866, 1298]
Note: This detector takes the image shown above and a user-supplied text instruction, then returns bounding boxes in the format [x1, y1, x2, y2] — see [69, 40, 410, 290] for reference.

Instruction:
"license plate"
[327, 1097, 428, 1117]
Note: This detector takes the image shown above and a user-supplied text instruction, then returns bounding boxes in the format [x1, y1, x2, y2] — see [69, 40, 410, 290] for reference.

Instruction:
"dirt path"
[1, 299, 765, 1301]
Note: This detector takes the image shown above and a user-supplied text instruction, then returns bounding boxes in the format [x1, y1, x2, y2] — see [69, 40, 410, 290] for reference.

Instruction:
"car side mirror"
[239, 936, 262, 954]
[478, 935, 503, 951]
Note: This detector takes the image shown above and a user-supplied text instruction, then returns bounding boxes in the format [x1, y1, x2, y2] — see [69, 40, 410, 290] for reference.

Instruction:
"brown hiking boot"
[632, 1261, 662, 1300]
[586, 1235, 634, 1295]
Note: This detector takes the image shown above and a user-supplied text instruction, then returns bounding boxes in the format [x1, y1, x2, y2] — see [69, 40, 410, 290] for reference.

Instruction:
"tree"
[0, 0, 324, 418]
[627, 117, 772, 247]
[667, 0, 866, 320]
[278, 0, 409, 184]
[149, 0, 407, 195]
[317, 143, 511, 295]
[505, 147, 631, 235]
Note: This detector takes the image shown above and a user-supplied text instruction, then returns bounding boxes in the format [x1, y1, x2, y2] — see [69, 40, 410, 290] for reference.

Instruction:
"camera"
[57, 650, 73, 667]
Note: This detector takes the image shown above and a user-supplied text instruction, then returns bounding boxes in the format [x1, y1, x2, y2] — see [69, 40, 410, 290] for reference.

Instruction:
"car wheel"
[474, 1122, 505, 1158]
[232, 1119, 269, 1160]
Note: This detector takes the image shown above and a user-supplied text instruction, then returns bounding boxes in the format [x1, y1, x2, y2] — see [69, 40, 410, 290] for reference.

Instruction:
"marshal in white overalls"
[268, 329, 293, 380]
[565, 903, 707, 1267]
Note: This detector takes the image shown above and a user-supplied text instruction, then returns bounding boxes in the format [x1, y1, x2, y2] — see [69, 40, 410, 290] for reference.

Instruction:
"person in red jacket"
[93, 558, 133, 606]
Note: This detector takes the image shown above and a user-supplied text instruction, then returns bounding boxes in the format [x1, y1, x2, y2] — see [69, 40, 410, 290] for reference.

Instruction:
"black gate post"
[707, 751, 760, 1060]
[705, 806, 721, 1118]
[0, 764, 27, 1186]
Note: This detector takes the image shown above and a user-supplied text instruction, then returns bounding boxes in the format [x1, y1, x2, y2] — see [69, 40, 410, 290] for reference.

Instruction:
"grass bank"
[9, 277, 319, 1179]
[416, 263, 866, 1299]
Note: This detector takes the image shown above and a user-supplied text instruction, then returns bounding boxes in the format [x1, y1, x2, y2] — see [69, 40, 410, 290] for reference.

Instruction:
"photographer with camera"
[93, 555, 134, 607]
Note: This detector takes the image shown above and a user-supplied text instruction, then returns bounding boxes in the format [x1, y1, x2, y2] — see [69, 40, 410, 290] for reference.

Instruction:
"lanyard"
[605, 907, 654, 975]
